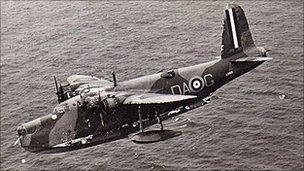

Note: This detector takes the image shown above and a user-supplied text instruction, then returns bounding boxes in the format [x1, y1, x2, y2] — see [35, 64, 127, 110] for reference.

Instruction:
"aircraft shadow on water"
[15, 4, 271, 153]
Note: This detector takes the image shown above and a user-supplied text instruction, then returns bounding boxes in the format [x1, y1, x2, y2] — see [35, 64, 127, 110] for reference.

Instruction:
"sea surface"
[1, 1, 303, 170]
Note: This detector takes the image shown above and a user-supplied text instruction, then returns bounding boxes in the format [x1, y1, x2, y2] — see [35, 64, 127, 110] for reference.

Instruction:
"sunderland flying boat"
[16, 4, 271, 152]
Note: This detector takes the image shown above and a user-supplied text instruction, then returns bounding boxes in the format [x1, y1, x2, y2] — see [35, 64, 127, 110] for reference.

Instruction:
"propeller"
[98, 91, 107, 127]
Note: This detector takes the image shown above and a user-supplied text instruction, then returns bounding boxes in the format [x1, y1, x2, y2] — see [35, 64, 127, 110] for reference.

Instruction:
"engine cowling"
[80, 90, 126, 113]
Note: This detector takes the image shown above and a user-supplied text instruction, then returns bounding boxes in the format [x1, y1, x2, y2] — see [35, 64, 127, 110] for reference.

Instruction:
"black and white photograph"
[1, 1, 303, 170]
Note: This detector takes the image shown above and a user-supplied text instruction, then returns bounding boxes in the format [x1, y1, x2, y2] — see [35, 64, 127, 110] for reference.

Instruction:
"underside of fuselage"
[22, 99, 207, 153]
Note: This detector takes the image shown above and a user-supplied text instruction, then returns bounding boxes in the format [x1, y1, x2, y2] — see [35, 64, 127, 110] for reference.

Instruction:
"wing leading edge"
[67, 75, 112, 86]
[123, 93, 197, 105]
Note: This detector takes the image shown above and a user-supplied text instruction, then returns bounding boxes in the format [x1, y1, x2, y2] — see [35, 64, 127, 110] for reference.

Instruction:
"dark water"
[1, 1, 303, 170]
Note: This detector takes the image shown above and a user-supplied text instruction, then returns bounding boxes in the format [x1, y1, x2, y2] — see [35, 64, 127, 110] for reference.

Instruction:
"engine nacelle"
[80, 90, 126, 113]
[102, 94, 126, 112]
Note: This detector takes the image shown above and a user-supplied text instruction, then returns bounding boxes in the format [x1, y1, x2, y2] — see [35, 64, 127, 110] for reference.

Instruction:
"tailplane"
[221, 4, 256, 59]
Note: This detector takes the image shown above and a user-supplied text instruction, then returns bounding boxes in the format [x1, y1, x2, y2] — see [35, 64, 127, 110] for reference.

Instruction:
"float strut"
[138, 106, 144, 132]
[156, 110, 163, 131]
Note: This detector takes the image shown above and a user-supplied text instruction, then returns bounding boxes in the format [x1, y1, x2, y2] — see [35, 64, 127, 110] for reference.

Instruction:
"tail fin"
[221, 4, 255, 59]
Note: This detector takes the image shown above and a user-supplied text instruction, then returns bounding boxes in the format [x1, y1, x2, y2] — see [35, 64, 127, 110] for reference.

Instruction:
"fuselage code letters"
[171, 74, 214, 95]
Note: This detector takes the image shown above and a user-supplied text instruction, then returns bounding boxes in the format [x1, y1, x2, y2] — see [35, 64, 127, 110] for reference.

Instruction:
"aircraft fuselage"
[117, 58, 263, 101]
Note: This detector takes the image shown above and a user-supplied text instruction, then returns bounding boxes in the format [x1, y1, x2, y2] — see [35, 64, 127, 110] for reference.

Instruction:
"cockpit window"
[161, 70, 176, 78]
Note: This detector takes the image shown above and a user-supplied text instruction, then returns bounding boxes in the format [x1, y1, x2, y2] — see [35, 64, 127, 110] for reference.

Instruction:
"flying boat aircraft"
[16, 4, 271, 152]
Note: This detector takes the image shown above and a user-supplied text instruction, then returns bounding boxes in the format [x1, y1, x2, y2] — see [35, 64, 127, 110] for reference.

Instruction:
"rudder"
[221, 4, 255, 59]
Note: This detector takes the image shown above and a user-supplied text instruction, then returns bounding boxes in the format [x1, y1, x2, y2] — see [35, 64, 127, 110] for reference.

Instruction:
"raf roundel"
[189, 76, 204, 92]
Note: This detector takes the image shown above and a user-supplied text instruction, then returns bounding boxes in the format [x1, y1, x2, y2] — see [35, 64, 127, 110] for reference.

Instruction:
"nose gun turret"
[18, 114, 57, 136]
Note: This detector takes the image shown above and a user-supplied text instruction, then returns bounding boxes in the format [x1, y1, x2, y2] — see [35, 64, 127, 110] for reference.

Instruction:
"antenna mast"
[112, 72, 117, 87]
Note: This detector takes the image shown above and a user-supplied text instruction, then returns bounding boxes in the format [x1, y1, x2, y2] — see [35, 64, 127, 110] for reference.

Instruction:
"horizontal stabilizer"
[230, 57, 272, 62]
[123, 93, 197, 105]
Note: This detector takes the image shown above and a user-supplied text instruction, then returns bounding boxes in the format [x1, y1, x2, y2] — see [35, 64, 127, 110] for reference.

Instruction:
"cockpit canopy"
[161, 70, 176, 78]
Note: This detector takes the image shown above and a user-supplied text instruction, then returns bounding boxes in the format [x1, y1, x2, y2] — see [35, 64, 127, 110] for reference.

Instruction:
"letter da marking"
[183, 82, 191, 95]
[171, 85, 182, 95]
[171, 74, 214, 95]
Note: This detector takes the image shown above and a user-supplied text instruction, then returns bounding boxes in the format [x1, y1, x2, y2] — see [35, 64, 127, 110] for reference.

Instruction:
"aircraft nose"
[16, 114, 55, 149]
[16, 122, 38, 148]
[17, 125, 27, 136]
[17, 118, 42, 137]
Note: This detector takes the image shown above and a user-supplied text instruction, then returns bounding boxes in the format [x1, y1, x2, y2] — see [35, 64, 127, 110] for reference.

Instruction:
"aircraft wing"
[230, 57, 272, 62]
[123, 93, 197, 105]
[67, 75, 112, 86]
